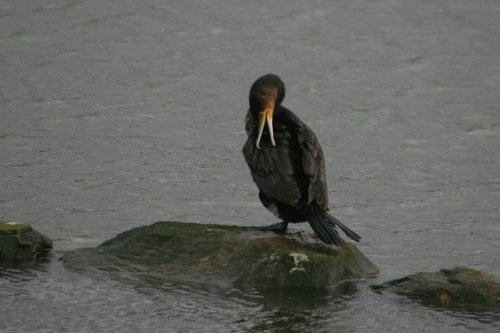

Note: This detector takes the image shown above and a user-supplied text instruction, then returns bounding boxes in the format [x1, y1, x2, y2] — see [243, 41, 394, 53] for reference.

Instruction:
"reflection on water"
[2, 259, 498, 332]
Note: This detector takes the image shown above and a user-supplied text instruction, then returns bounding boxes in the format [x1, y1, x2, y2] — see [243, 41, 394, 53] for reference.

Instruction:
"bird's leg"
[259, 221, 288, 233]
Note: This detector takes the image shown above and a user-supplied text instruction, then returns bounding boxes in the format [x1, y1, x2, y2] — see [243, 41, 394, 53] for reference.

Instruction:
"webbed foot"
[259, 222, 288, 233]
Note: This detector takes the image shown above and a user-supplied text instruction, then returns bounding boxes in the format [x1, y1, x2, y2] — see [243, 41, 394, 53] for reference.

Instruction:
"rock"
[63, 221, 378, 290]
[0, 220, 53, 262]
[372, 267, 500, 311]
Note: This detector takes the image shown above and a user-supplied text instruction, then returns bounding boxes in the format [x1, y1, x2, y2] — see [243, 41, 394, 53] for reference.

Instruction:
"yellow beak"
[256, 107, 276, 149]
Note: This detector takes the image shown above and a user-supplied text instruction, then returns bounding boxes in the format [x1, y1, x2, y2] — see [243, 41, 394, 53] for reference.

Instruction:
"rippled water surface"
[1, 0, 499, 332]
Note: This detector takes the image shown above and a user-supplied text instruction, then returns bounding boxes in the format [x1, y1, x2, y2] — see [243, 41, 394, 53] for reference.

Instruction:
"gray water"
[1, 0, 499, 331]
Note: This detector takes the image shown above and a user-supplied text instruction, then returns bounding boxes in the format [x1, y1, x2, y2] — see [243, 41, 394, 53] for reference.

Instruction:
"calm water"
[1, 0, 499, 332]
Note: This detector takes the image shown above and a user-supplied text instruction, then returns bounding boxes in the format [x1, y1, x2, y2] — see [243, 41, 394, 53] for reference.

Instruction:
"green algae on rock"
[0, 220, 52, 262]
[63, 221, 378, 290]
[372, 267, 500, 312]
[0, 221, 32, 234]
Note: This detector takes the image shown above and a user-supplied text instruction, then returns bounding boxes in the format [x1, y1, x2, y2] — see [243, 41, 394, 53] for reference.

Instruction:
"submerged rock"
[372, 267, 500, 311]
[63, 221, 378, 290]
[0, 220, 52, 262]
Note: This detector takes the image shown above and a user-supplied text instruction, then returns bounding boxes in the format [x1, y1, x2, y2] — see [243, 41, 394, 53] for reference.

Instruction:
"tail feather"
[323, 213, 362, 242]
[304, 207, 361, 245]
[307, 210, 343, 245]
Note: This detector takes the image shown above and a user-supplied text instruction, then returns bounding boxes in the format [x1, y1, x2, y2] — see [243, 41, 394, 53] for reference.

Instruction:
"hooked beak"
[256, 106, 276, 149]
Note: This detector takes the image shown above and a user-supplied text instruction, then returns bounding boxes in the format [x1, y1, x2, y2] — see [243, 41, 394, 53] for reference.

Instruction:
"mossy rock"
[0, 220, 52, 262]
[63, 221, 378, 290]
[0, 220, 32, 234]
[372, 267, 500, 311]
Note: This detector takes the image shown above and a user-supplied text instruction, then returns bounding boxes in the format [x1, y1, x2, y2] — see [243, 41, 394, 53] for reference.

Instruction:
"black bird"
[242, 74, 361, 245]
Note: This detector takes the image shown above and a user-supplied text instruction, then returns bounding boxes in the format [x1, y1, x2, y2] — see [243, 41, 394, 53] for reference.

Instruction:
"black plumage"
[242, 74, 361, 245]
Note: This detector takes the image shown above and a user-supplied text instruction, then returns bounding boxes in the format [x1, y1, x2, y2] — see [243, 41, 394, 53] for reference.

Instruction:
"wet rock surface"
[0, 221, 52, 262]
[372, 267, 500, 312]
[63, 221, 378, 290]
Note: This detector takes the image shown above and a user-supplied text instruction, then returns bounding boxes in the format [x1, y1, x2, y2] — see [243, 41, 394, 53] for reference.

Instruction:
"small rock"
[372, 267, 500, 312]
[0, 220, 52, 262]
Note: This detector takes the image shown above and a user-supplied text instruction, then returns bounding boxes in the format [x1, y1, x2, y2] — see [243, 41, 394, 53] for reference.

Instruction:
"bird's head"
[249, 74, 286, 149]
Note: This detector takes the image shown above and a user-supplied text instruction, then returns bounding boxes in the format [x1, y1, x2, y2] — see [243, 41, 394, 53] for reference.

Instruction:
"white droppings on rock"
[289, 252, 309, 274]
[289, 252, 309, 265]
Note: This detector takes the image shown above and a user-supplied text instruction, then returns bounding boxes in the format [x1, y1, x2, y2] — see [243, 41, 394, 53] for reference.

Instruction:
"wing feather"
[294, 118, 329, 209]
[243, 108, 329, 209]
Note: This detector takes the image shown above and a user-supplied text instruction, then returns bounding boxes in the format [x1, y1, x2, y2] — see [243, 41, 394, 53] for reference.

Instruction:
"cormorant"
[242, 74, 361, 245]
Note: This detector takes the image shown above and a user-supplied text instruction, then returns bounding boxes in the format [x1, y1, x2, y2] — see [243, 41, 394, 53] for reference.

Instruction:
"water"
[1, 0, 499, 331]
